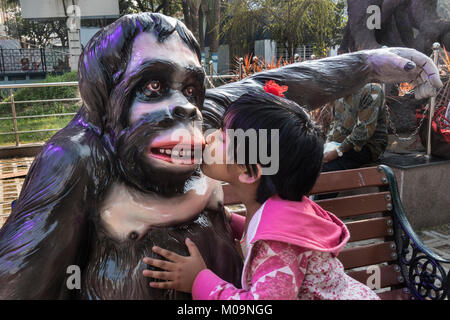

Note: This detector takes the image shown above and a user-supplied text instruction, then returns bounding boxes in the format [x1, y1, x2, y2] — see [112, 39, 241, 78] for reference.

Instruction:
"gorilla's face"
[116, 31, 206, 195]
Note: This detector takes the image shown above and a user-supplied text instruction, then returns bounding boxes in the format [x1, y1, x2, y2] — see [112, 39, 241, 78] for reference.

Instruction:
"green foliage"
[220, 0, 265, 56]
[2, 71, 78, 106]
[221, 0, 347, 58]
[2, 4, 68, 47]
[118, 0, 182, 16]
[0, 71, 80, 146]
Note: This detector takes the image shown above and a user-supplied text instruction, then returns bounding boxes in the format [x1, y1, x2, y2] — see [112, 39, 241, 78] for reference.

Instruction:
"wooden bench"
[223, 165, 450, 300]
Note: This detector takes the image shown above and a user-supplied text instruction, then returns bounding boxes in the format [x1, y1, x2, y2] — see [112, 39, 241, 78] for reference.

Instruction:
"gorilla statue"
[340, 0, 450, 55]
[0, 13, 442, 299]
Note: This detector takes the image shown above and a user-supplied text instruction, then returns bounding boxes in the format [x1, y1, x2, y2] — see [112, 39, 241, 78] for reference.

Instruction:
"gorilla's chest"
[82, 178, 243, 300]
[98, 176, 223, 240]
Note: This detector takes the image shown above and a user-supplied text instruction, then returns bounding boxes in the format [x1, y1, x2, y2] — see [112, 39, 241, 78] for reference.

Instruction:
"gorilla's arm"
[203, 52, 371, 128]
[203, 48, 442, 128]
[0, 115, 113, 299]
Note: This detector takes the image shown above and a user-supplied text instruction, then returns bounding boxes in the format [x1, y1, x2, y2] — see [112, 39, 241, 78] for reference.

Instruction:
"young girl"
[142, 85, 380, 300]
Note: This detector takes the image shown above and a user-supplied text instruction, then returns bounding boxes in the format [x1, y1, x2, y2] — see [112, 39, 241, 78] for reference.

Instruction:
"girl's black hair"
[223, 91, 324, 203]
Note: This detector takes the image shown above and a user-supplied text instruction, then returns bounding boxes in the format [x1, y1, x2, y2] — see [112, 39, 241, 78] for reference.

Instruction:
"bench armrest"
[379, 165, 450, 300]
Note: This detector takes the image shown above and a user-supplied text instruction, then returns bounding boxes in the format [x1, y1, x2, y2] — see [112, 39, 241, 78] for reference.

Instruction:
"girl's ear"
[238, 164, 262, 184]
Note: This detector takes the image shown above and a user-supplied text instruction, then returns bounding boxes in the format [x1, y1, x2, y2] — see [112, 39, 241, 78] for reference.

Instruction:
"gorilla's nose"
[171, 104, 199, 121]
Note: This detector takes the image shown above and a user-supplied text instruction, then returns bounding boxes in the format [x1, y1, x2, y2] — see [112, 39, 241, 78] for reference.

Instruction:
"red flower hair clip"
[264, 80, 288, 98]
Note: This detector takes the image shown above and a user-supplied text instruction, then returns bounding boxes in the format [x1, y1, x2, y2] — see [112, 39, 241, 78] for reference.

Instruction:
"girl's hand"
[142, 238, 206, 293]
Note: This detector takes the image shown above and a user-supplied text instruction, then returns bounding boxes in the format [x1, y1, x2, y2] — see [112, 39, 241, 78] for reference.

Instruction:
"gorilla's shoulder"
[41, 128, 106, 161]
[31, 120, 116, 192]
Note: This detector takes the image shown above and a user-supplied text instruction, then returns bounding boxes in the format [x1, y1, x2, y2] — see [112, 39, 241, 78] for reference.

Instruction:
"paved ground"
[415, 223, 450, 260]
[0, 157, 33, 226]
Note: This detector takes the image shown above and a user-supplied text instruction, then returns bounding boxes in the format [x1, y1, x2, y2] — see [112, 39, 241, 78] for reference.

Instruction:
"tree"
[220, 0, 265, 56]
[117, 0, 225, 65]
[0, 0, 19, 9]
[118, 0, 221, 56]
[119, 0, 182, 17]
[221, 0, 346, 58]
[181, 0, 202, 41]
[3, 6, 68, 48]
[205, 0, 220, 53]
[262, 0, 346, 57]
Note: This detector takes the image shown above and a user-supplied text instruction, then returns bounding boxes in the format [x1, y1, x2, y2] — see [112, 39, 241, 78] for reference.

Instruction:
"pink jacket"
[192, 195, 380, 300]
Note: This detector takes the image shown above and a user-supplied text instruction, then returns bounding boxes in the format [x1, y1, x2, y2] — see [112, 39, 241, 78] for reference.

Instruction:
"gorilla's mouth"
[145, 125, 205, 168]
[149, 143, 201, 165]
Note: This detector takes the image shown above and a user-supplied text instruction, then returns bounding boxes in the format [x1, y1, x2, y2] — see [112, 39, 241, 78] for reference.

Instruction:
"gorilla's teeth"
[165, 149, 172, 155]
[159, 149, 165, 154]
[172, 150, 179, 156]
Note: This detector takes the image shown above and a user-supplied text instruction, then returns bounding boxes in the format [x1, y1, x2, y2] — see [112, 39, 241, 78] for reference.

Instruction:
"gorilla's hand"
[366, 47, 443, 99]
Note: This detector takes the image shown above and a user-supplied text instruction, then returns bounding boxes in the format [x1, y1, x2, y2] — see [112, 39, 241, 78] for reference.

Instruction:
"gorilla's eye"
[183, 86, 196, 98]
[148, 80, 161, 92]
[142, 80, 163, 98]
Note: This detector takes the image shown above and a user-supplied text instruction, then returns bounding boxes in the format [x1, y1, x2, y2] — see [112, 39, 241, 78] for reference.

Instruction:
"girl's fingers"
[149, 281, 176, 289]
[143, 269, 175, 281]
[152, 246, 181, 262]
[142, 257, 176, 271]
[185, 238, 201, 257]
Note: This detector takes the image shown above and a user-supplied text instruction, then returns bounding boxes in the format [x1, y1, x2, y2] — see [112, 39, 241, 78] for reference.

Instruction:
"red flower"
[264, 80, 288, 97]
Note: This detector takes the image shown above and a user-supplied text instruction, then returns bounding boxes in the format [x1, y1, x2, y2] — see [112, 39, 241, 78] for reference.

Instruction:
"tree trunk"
[184, 0, 201, 42]
[199, 4, 205, 50]
[182, 1, 192, 31]
[209, 0, 220, 53]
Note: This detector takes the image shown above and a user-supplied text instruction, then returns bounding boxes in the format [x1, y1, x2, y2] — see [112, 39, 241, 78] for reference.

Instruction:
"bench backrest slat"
[310, 167, 386, 194]
[339, 241, 396, 269]
[345, 216, 392, 243]
[314, 192, 391, 218]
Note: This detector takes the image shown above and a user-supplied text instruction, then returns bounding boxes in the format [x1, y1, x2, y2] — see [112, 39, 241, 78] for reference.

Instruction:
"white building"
[19, 0, 119, 71]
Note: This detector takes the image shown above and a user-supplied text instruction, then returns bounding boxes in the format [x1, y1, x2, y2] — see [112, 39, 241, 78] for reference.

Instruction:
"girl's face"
[201, 129, 240, 183]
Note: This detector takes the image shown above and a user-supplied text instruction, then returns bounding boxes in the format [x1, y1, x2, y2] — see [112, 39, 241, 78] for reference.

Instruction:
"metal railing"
[0, 48, 71, 74]
[0, 76, 237, 147]
[0, 81, 80, 146]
